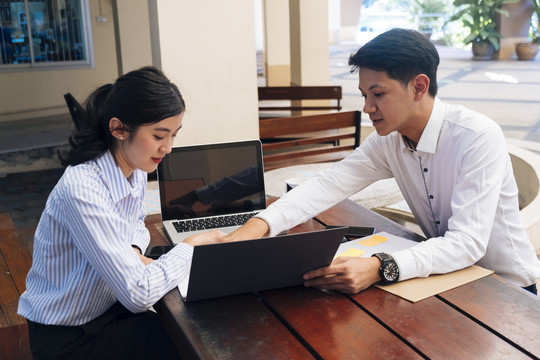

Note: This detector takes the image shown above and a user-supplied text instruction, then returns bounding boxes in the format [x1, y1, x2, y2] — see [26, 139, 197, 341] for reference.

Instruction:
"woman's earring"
[120, 136, 124, 140]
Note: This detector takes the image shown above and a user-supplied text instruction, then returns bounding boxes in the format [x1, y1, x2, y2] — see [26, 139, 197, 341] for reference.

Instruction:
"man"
[225, 28, 540, 295]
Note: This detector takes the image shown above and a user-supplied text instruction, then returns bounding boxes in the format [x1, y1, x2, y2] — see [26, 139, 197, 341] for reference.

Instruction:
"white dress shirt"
[258, 98, 540, 287]
[18, 151, 193, 326]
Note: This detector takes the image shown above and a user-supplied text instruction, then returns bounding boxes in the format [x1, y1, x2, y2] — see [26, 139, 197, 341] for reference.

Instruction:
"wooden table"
[145, 199, 540, 360]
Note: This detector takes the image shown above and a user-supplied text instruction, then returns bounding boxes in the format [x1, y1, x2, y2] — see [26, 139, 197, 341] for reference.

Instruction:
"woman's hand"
[132, 246, 154, 266]
[183, 229, 228, 247]
[137, 252, 154, 266]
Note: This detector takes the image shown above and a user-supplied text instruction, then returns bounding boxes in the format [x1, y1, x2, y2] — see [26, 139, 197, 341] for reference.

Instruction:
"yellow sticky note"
[336, 248, 365, 258]
[358, 234, 388, 247]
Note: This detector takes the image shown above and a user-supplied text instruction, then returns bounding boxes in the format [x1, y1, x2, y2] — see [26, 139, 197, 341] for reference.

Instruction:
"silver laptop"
[157, 140, 266, 244]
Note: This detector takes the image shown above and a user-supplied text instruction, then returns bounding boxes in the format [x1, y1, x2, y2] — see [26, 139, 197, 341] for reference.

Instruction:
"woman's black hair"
[348, 28, 440, 97]
[60, 66, 185, 166]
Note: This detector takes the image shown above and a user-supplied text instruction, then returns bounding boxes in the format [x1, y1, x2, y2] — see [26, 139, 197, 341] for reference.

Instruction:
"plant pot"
[472, 40, 495, 60]
[515, 42, 539, 61]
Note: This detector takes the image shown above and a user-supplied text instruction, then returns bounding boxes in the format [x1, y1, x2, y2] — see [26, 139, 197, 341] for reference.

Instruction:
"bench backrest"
[260, 110, 361, 171]
[63, 92, 83, 130]
[258, 86, 342, 114]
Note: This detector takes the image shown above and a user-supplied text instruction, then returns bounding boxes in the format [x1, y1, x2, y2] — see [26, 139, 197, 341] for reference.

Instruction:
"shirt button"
[429, 195, 434, 199]
[436, 220, 440, 225]
[423, 168, 428, 172]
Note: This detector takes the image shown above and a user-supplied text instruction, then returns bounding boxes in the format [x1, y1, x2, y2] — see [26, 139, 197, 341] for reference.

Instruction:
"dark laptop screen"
[157, 140, 266, 221]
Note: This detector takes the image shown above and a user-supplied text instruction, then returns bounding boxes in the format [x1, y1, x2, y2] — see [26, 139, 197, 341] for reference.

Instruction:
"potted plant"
[515, 0, 539, 60]
[449, 0, 520, 60]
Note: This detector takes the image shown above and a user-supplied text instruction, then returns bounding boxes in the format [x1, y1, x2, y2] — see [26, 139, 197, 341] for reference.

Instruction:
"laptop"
[157, 140, 266, 244]
[179, 227, 348, 302]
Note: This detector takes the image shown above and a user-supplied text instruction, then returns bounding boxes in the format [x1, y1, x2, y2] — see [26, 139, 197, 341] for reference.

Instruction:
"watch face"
[383, 262, 399, 282]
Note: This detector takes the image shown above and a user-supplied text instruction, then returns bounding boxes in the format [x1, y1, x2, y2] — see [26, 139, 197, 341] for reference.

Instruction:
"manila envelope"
[375, 265, 494, 302]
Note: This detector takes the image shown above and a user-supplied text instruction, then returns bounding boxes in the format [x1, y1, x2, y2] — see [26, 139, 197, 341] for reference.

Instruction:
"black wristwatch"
[372, 253, 399, 285]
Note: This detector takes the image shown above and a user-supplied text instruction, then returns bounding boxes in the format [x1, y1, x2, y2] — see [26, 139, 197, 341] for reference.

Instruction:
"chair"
[63, 93, 83, 130]
[259, 110, 361, 171]
[258, 86, 342, 118]
[260, 111, 406, 209]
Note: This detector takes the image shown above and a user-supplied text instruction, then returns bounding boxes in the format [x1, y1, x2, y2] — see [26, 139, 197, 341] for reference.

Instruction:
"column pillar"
[289, 0, 330, 114]
[150, 0, 259, 146]
[498, 0, 534, 59]
[263, 0, 291, 86]
[339, 0, 363, 43]
[115, 0, 152, 74]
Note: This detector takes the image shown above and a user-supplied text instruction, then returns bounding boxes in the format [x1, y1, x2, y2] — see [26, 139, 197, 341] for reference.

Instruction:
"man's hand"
[222, 217, 270, 242]
[183, 229, 228, 247]
[303, 256, 382, 294]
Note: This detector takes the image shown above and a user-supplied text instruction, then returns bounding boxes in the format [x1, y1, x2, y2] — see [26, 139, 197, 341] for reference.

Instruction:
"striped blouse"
[18, 151, 193, 326]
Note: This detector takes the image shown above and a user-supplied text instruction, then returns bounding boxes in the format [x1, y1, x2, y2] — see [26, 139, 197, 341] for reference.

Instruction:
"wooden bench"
[258, 86, 342, 117]
[259, 110, 361, 171]
[0, 213, 33, 359]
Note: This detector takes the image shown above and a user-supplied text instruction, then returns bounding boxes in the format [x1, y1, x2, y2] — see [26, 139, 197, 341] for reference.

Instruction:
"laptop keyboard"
[173, 212, 258, 233]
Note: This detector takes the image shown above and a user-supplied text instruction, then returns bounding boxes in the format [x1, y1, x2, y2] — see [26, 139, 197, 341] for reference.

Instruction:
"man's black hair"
[348, 28, 439, 96]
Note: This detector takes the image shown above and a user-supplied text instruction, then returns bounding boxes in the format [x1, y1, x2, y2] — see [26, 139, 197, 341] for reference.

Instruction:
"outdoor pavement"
[329, 43, 540, 151]
[1, 43, 539, 247]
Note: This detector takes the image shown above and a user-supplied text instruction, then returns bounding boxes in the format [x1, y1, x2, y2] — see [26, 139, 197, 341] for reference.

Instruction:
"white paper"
[178, 256, 192, 300]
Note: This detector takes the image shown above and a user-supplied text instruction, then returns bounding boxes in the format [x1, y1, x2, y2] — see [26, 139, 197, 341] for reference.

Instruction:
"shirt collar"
[95, 151, 144, 203]
[401, 97, 445, 154]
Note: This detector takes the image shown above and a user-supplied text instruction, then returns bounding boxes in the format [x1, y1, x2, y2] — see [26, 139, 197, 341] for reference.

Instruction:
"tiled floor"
[329, 44, 540, 149]
[0, 168, 161, 247]
[0, 168, 65, 251]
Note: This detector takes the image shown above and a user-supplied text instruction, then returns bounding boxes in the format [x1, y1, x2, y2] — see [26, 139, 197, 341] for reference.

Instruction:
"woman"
[17, 66, 225, 359]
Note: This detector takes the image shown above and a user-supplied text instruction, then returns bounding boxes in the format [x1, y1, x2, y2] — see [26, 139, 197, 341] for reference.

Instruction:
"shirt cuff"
[131, 231, 151, 254]
[391, 249, 419, 282]
[173, 243, 193, 273]
[169, 242, 194, 259]
[254, 214, 276, 237]
[256, 207, 288, 237]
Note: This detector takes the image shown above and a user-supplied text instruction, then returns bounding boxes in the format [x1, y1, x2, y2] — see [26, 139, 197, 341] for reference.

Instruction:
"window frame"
[0, 0, 94, 72]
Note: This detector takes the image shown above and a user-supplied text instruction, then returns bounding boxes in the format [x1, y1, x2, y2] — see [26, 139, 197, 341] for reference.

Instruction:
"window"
[0, 0, 92, 69]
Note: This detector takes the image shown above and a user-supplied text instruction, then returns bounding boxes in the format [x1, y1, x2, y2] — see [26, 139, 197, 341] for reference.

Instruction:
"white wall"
[155, 0, 259, 146]
[289, 0, 330, 86]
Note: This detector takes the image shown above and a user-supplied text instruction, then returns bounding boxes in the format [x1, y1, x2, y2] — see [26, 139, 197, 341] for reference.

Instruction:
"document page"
[178, 257, 192, 300]
[334, 232, 493, 302]
[178, 276, 189, 299]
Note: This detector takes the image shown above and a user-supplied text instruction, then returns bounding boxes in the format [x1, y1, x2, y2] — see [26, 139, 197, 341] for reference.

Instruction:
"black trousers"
[26, 302, 181, 360]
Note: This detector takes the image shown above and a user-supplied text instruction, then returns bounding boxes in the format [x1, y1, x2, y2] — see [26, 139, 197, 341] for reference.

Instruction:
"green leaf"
[464, 33, 478, 44]
[487, 37, 500, 50]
